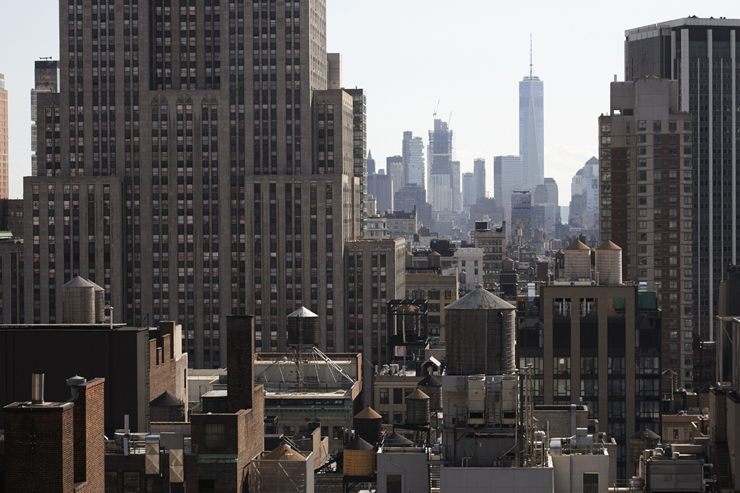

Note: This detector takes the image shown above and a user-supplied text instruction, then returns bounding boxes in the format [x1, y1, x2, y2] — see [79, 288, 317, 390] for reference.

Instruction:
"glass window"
[204, 423, 226, 450]
[393, 388, 403, 404]
[583, 473, 599, 493]
[379, 388, 389, 404]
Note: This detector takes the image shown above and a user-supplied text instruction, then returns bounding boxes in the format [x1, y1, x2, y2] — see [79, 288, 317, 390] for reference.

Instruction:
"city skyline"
[0, 1, 729, 206]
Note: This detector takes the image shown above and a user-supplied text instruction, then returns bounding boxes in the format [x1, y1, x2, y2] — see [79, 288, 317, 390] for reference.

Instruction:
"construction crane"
[433, 100, 440, 118]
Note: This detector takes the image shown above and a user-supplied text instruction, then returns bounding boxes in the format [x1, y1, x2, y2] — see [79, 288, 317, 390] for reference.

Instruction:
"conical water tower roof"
[445, 285, 514, 311]
[287, 306, 318, 318]
[405, 388, 429, 400]
[418, 374, 441, 387]
[384, 432, 413, 447]
[596, 240, 622, 251]
[565, 239, 590, 251]
[62, 276, 95, 288]
[262, 443, 305, 461]
[345, 437, 374, 451]
[354, 406, 381, 420]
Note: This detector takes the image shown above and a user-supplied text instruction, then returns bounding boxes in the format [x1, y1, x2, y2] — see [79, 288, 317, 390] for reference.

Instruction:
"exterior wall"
[441, 248, 484, 292]
[494, 155, 523, 226]
[0, 239, 24, 324]
[474, 227, 506, 290]
[599, 78, 693, 388]
[405, 273, 458, 340]
[345, 239, 406, 406]
[73, 378, 106, 492]
[0, 74, 7, 199]
[376, 449, 430, 493]
[552, 454, 609, 493]
[373, 374, 424, 427]
[440, 466, 553, 493]
[149, 322, 188, 411]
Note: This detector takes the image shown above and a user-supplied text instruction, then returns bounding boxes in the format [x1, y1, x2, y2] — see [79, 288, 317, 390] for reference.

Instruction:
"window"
[393, 412, 403, 424]
[393, 388, 403, 404]
[583, 473, 599, 493]
[124, 472, 141, 493]
[204, 423, 226, 450]
[379, 388, 389, 404]
[387, 475, 402, 493]
[638, 120, 646, 131]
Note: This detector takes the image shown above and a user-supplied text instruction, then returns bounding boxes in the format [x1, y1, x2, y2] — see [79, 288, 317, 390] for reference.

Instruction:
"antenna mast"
[529, 34, 533, 78]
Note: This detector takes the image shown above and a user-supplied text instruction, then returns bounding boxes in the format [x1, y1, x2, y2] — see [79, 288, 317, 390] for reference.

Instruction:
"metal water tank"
[343, 437, 375, 476]
[417, 374, 442, 411]
[564, 238, 591, 280]
[444, 286, 516, 376]
[87, 279, 106, 323]
[286, 306, 319, 346]
[595, 240, 623, 285]
[354, 406, 383, 446]
[405, 388, 430, 425]
[62, 276, 96, 324]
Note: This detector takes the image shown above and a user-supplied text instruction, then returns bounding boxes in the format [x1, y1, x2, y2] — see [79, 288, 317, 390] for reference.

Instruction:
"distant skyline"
[0, 0, 735, 204]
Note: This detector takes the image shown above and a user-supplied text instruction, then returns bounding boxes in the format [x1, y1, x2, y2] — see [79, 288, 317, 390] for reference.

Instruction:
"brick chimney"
[227, 315, 255, 413]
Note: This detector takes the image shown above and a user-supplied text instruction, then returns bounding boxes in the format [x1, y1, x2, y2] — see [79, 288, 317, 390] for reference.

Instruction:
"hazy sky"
[1, 1, 736, 204]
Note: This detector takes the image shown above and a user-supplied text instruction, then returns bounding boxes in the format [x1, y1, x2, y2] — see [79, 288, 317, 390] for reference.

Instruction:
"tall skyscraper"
[625, 17, 740, 347]
[368, 171, 393, 213]
[386, 155, 404, 200]
[519, 52, 544, 192]
[367, 149, 376, 175]
[0, 74, 7, 199]
[402, 131, 425, 188]
[493, 155, 523, 227]
[451, 160, 461, 212]
[31, 61, 59, 177]
[428, 119, 454, 211]
[600, 79, 694, 388]
[27, 0, 363, 366]
[474, 158, 486, 201]
[462, 172, 476, 208]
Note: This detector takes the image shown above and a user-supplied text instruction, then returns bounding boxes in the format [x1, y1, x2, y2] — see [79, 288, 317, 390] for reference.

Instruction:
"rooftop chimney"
[31, 373, 45, 404]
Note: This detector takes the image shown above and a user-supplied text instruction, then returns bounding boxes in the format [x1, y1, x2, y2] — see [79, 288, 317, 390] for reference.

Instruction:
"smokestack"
[31, 373, 45, 404]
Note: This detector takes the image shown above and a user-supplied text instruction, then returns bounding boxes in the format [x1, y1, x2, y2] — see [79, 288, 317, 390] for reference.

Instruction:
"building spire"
[529, 33, 533, 78]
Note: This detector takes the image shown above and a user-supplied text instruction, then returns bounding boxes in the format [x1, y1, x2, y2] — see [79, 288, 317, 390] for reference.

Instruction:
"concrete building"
[386, 210, 418, 242]
[598, 78, 693, 388]
[387, 155, 404, 200]
[402, 131, 425, 188]
[511, 191, 533, 242]
[346, 88, 368, 233]
[365, 215, 389, 239]
[30, 61, 59, 177]
[405, 270, 458, 339]
[462, 172, 476, 208]
[467, 198, 505, 233]
[373, 371, 424, 427]
[494, 155, 523, 226]
[451, 160, 461, 212]
[394, 184, 426, 214]
[0, 238, 24, 324]
[474, 223, 506, 291]
[345, 239, 407, 405]
[0, 199, 24, 239]
[0, 74, 6, 199]
[27, 0, 364, 366]
[517, 279, 663, 479]
[428, 119, 454, 212]
[474, 158, 486, 202]
[440, 247, 484, 293]
[520, 64, 544, 192]
[624, 17, 740, 345]
[369, 171, 394, 213]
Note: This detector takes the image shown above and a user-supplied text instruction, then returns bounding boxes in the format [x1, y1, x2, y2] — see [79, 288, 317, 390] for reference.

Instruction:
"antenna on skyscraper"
[529, 33, 533, 78]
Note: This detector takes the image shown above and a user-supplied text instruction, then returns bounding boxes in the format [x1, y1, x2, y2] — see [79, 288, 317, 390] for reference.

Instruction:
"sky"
[1, 1, 737, 204]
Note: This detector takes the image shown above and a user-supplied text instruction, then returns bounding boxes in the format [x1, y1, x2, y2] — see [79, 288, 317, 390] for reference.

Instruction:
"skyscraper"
[31, 61, 59, 177]
[451, 160, 461, 212]
[387, 155, 404, 200]
[625, 17, 740, 348]
[367, 149, 376, 175]
[0, 74, 7, 199]
[474, 158, 486, 201]
[601, 79, 694, 390]
[519, 54, 544, 192]
[402, 131, 425, 188]
[462, 172, 476, 208]
[428, 119, 453, 212]
[27, 0, 362, 366]
[493, 155, 523, 227]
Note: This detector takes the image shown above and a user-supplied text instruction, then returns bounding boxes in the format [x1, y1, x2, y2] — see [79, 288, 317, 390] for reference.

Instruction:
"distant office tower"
[31, 61, 59, 177]
[569, 157, 599, 229]
[27, 0, 363, 365]
[493, 155, 523, 226]
[511, 191, 532, 241]
[0, 74, 7, 199]
[428, 119, 454, 212]
[394, 184, 426, 214]
[451, 160, 461, 212]
[474, 158, 486, 201]
[533, 177, 560, 235]
[520, 59, 544, 192]
[346, 88, 368, 232]
[625, 17, 740, 344]
[462, 172, 476, 208]
[367, 149, 376, 175]
[402, 131, 425, 188]
[368, 171, 394, 213]
[387, 155, 404, 200]
[599, 78, 693, 388]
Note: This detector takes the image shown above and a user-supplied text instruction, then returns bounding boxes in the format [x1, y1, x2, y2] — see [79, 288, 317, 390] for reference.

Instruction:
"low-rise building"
[474, 223, 506, 290]
[405, 271, 458, 340]
[386, 210, 418, 242]
[373, 370, 424, 428]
